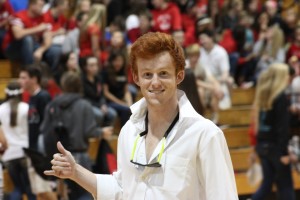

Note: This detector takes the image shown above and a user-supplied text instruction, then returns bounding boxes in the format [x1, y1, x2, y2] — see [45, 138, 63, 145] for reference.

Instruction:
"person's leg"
[103, 106, 117, 127]
[252, 156, 274, 200]
[5, 160, 23, 200]
[92, 106, 105, 126]
[19, 158, 36, 200]
[274, 161, 295, 200]
[108, 102, 131, 127]
[5, 36, 35, 65]
[43, 44, 62, 72]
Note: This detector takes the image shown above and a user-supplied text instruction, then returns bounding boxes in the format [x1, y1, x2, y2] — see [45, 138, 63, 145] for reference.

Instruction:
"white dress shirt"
[95, 90, 238, 200]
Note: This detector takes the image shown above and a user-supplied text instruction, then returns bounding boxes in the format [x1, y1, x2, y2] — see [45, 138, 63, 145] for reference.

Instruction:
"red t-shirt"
[0, 1, 14, 26]
[43, 10, 67, 32]
[181, 13, 196, 47]
[286, 43, 300, 62]
[2, 10, 44, 50]
[79, 24, 100, 57]
[151, 2, 182, 34]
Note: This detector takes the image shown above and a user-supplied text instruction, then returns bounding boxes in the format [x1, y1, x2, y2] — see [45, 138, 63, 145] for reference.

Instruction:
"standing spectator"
[18, 66, 56, 200]
[81, 55, 117, 127]
[0, 81, 36, 200]
[79, 4, 106, 63]
[103, 51, 132, 127]
[151, 0, 182, 34]
[251, 63, 295, 200]
[198, 30, 232, 110]
[41, 71, 113, 200]
[3, 0, 61, 71]
[0, 0, 14, 58]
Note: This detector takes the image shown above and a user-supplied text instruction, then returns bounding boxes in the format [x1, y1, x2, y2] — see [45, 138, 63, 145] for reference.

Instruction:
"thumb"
[57, 141, 68, 155]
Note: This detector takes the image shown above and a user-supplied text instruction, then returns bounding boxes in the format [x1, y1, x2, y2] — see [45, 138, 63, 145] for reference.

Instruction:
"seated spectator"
[0, 81, 36, 200]
[185, 43, 223, 123]
[198, 30, 232, 109]
[79, 4, 106, 63]
[3, 0, 61, 72]
[151, 0, 182, 34]
[80, 55, 117, 127]
[102, 51, 132, 127]
[67, 0, 90, 30]
[178, 68, 204, 115]
[43, 0, 69, 46]
[286, 25, 300, 62]
[40, 71, 113, 200]
[127, 9, 153, 44]
[54, 51, 81, 83]
[0, 0, 14, 58]
[252, 21, 285, 81]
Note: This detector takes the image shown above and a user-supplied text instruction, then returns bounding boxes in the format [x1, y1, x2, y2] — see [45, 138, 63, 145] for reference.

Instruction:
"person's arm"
[44, 142, 98, 197]
[124, 84, 133, 106]
[91, 33, 100, 60]
[103, 84, 128, 106]
[198, 128, 238, 199]
[33, 31, 53, 61]
[11, 22, 49, 40]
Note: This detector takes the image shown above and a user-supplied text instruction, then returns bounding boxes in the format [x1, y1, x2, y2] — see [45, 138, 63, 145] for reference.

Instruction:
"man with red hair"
[45, 32, 238, 200]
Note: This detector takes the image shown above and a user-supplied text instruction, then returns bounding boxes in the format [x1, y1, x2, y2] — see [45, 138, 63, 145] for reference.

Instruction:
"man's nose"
[151, 74, 161, 86]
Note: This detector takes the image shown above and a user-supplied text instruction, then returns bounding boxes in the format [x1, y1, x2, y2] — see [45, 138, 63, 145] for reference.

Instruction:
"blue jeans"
[5, 158, 36, 200]
[92, 106, 117, 127]
[5, 36, 61, 71]
[252, 150, 295, 200]
[108, 102, 131, 127]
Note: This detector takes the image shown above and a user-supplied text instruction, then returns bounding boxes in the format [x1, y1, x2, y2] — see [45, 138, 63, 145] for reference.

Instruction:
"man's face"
[19, 71, 32, 92]
[151, 0, 164, 9]
[31, 0, 45, 16]
[199, 34, 213, 50]
[133, 52, 184, 107]
[86, 57, 99, 76]
[57, 0, 69, 13]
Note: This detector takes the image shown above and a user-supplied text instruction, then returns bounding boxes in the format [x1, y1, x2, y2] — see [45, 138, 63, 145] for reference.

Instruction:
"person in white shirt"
[0, 81, 36, 199]
[199, 30, 233, 110]
[44, 32, 238, 200]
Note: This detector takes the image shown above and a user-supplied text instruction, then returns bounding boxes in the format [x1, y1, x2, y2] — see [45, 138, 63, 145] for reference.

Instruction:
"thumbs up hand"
[44, 141, 77, 179]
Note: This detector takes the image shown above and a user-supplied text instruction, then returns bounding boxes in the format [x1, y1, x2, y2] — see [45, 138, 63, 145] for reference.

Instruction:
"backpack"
[42, 96, 80, 159]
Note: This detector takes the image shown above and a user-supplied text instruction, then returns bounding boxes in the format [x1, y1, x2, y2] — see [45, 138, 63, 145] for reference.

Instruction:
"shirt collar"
[129, 89, 199, 134]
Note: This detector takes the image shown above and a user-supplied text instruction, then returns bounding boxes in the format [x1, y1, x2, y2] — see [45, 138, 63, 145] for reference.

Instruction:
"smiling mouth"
[148, 89, 165, 94]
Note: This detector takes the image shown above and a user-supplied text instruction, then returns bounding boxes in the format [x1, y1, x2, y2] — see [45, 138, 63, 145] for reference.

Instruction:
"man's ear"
[176, 70, 185, 85]
[133, 73, 140, 86]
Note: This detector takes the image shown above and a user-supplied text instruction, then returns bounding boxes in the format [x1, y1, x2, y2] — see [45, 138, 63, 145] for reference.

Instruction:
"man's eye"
[160, 71, 168, 76]
[143, 73, 152, 78]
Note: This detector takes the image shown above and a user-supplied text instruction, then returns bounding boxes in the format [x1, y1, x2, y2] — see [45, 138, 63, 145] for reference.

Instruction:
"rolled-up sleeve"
[95, 171, 123, 200]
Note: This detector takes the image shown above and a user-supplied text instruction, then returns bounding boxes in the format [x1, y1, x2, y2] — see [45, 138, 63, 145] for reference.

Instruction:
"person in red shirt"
[3, 0, 61, 72]
[79, 4, 106, 63]
[127, 9, 153, 44]
[43, 0, 68, 38]
[151, 0, 182, 34]
[286, 26, 300, 62]
[0, 0, 14, 57]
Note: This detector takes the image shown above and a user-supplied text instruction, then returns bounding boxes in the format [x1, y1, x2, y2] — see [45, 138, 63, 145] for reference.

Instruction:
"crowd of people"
[0, 0, 300, 199]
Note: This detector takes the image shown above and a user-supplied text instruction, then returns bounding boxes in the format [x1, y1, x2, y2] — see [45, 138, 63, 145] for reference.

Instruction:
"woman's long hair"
[254, 63, 289, 111]
[178, 68, 204, 115]
[5, 81, 23, 127]
[107, 51, 127, 86]
[79, 4, 106, 45]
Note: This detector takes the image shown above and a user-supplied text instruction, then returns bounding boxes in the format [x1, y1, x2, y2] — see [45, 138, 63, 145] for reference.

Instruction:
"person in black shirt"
[252, 63, 295, 200]
[102, 51, 132, 126]
[80, 56, 117, 127]
[19, 66, 56, 200]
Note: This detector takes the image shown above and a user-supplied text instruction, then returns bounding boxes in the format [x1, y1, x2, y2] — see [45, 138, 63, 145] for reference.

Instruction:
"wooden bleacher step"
[0, 60, 12, 78]
[231, 88, 255, 106]
[230, 147, 252, 172]
[218, 106, 252, 126]
[0, 79, 11, 100]
[222, 126, 250, 149]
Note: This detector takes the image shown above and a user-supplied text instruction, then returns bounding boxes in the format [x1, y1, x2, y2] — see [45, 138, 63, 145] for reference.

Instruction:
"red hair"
[129, 32, 185, 75]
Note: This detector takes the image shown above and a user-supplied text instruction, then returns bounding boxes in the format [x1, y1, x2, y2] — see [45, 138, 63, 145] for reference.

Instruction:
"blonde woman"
[252, 63, 295, 200]
[79, 4, 106, 62]
[253, 22, 285, 80]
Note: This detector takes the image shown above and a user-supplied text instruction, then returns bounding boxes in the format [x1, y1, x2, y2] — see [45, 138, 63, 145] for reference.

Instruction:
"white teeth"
[149, 90, 164, 94]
